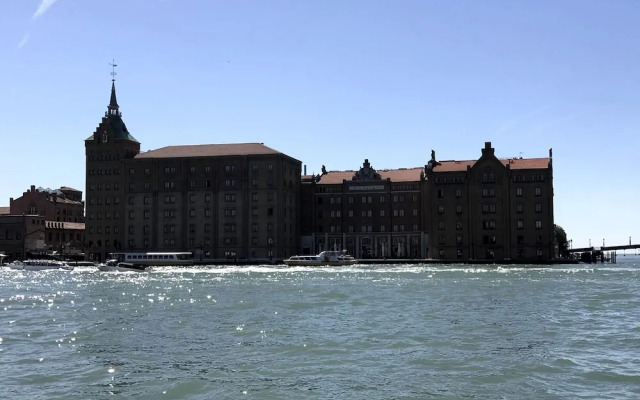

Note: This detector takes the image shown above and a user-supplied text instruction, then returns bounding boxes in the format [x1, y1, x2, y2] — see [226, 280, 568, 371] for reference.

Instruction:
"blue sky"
[1, 0, 639, 249]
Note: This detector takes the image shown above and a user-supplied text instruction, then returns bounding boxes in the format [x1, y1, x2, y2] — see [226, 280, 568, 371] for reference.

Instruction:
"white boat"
[283, 250, 357, 266]
[107, 252, 193, 266]
[97, 259, 149, 272]
[8, 259, 74, 271]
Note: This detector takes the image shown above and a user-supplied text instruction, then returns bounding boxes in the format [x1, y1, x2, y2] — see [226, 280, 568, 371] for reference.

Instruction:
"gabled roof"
[135, 143, 286, 159]
[432, 157, 550, 172]
[315, 167, 423, 185]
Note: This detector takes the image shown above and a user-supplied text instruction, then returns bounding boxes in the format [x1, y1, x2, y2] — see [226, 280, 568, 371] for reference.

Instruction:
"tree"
[555, 224, 569, 258]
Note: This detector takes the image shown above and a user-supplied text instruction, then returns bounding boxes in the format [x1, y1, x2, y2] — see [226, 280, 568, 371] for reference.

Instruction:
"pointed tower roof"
[85, 62, 138, 143]
[108, 80, 119, 113]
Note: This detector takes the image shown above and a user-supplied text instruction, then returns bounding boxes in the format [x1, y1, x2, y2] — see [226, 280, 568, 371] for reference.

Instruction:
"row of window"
[318, 224, 420, 233]
[437, 220, 544, 230]
[319, 195, 420, 205]
[320, 209, 419, 218]
[130, 164, 277, 176]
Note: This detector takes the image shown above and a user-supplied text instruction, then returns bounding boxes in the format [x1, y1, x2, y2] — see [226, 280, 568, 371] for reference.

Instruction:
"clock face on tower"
[102, 131, 108, 143]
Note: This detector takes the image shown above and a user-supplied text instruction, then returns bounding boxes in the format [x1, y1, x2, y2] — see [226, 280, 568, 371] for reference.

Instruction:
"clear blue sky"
[1, 0, 639, 249]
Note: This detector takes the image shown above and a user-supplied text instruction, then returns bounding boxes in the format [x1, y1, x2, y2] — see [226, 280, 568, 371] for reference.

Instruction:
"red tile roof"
[316, 168, 424, 184]
[135, 143, 285, 159]
[45, 221, 85, 230]
[433, 158, 550, 172]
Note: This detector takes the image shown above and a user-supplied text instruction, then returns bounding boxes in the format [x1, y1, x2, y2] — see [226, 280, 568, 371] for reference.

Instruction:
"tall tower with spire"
[84, 62, 140, 261]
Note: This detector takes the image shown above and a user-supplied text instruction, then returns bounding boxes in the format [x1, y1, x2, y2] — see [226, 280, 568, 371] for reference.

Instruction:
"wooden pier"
[567, 243, 640, 263]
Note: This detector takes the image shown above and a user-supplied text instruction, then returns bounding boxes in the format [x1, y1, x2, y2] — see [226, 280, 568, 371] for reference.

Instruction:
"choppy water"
[2, 256, 640, 399]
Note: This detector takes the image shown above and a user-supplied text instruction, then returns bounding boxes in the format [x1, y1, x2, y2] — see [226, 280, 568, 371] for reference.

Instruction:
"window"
[455, 189, 462, 198]
[438, 205, 445, 214]
[517, 220, 524, 229]
[535, 203, 542, 213]
[482, 220, 496, 230]
[516, 187, 523, 197]
[516, 203, 523, 213]
[438, 221, 445, 230]
[535, 187, 541, 196]
[482, 188, 495, 197]
[482, 203, 496, 214]
[536, 220, 542, 229]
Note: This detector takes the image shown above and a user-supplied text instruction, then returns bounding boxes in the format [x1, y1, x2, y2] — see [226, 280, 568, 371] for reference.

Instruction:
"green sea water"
[2, 257, 640, 399]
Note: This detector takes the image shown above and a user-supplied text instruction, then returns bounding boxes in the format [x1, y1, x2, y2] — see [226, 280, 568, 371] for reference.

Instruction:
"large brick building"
[85, 80, 301, 262]
[85, 79, 555, 263]
[0, 186, 85, 259]
[301, 142, 555, 262]
[301, 160, 426, 259]
[424, 142, 554, 261]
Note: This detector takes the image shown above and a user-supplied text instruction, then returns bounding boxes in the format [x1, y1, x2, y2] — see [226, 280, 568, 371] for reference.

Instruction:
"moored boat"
[7, 259, 74, 271]
[283, 250, 357, 266]
[97, 259, 149, 272]
[107, 252, 193, 266]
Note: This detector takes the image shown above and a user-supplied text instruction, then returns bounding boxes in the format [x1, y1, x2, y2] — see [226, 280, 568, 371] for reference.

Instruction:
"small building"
[0, 185, 86, 260]
[0, 214, 47, 260]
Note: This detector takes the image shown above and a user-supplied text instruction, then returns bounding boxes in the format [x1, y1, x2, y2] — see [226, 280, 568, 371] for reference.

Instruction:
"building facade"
[0, 215, 46, 260]
[85, 80, 301, 262]
[302, 142, 555, 262]
[301, 159, 427, 259]
[0, 186, 86, 260]
[425, 142, 554, 261]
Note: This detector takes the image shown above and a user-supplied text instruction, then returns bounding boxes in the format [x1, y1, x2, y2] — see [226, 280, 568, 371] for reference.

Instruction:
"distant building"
[0, 185, 85, 260]
[302, 142, 554, 262]
[85, 80, 301, 261]
[0, 215, 46, 260]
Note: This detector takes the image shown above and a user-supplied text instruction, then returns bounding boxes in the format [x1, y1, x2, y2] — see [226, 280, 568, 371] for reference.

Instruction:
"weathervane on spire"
[109, 59, 117, 82]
